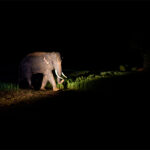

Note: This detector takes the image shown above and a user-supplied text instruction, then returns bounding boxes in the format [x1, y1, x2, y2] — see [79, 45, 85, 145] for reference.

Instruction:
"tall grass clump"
[0, 82, 19, 91]
[46, 81, 65, 90]
[65, 74, 101, 91]
[62, 71, 129, 91]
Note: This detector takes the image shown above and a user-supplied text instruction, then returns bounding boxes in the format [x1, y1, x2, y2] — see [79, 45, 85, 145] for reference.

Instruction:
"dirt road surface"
[0, 72, 150, 149]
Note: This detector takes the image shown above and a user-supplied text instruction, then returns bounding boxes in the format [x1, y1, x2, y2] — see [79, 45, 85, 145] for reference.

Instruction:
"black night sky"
[1, 1, 150, 149]
[0, 0, 149, 72]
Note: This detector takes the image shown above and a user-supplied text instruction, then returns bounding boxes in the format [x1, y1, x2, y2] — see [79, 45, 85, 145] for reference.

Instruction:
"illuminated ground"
[0, 71, 128, 107]
[0, 89, 61, 107]
[0, 71, 149, 148]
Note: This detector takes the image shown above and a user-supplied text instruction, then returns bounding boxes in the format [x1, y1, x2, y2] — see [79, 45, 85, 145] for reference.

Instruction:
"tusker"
[19, 52, 67, 91]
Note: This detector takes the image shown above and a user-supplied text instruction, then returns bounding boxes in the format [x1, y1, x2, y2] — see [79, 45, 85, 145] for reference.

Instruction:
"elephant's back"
[21, 55, 43, 66]
[20, 55, 49, 73]
[27, 52, 47, 57]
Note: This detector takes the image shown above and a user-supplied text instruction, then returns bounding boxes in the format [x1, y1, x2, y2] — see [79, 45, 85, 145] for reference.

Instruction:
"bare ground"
[0, 72, 150, 148]
[0, 89, 61, 107]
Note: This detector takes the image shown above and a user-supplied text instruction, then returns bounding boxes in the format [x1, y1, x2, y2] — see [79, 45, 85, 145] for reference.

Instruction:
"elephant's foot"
[53, 87, 59, 91]
[40, 87, 46, 91]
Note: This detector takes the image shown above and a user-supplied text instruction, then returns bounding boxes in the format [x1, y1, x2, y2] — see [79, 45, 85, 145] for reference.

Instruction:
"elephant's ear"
[55, 52, 62, 61]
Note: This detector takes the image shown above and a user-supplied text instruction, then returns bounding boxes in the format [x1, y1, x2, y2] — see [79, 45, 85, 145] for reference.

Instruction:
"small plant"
[119, 65, 126, 72]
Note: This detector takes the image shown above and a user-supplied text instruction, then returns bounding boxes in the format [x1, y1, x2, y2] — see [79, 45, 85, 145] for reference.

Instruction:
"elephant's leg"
[26, 74, 33, 89]
[40, 75, 48, 90]
[47, 72, 59, 91]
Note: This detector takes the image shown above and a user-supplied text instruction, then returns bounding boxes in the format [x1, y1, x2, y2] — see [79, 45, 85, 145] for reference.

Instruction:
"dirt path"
[0, 73, 150, 148]
[0, 89, 62, 107]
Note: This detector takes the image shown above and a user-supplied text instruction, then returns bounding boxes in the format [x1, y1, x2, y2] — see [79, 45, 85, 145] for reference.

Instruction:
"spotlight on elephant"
[19, 52, 67, 91]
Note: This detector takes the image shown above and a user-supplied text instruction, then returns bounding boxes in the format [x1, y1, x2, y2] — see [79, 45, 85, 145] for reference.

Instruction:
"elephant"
[19, 52, 67, 91]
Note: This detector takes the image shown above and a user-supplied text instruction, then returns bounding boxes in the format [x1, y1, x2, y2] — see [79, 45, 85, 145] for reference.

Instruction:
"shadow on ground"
[0, 72, 150, 149]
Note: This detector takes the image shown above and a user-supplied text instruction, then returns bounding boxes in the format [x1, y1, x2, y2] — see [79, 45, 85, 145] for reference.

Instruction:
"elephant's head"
[52, 52, 67, 84]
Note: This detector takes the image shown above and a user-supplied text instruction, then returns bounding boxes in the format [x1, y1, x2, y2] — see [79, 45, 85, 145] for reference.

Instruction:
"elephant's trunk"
[55, 70, 64, 84]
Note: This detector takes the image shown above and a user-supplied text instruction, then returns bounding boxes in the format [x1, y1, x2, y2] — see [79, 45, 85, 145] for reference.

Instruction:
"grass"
[49, 71, 130, 91]
[0, 71, 130, 91]
[0, 82, 19, 91]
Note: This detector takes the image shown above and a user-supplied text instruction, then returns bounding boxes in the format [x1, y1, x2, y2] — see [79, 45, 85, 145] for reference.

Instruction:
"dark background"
[0, 0, 149, 73]
[0, 1, 150, 150]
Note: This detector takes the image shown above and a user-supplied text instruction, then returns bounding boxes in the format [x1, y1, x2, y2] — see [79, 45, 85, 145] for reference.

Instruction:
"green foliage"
[119, 65, 126, 72]
[100, 71, 113, 76]
[57, 83, 64, 89]
[45, 82, 52, 89]
[0, 82, 19, 91]
[69, 70, 89, 78]
[57, 71, 128, 91]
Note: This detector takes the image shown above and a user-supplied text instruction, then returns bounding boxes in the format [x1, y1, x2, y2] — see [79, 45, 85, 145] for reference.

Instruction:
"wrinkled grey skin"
[19, 52, 64, 91]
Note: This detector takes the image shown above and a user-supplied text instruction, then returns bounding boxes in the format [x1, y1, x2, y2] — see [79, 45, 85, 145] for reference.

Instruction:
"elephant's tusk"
[62, 72, 67, 78]
[55, 70, 64, 80]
